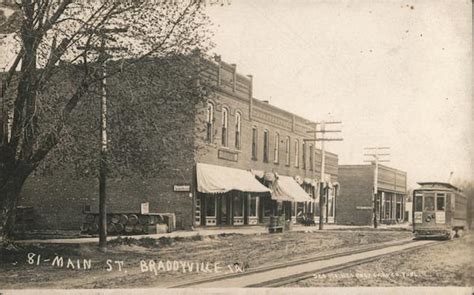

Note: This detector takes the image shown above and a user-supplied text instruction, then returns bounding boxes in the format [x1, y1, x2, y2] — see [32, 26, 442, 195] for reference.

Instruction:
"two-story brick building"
[193, 56, 339, 227]
[336, 164, 407, 225]
[18, 55, 340, 231]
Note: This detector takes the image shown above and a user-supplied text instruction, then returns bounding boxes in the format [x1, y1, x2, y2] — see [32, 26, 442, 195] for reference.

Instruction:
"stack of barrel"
[81, 213, 169, 235]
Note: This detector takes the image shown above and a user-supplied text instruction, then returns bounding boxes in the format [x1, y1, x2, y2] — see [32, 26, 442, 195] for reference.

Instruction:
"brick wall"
[18, 57, 199, 231]
[195, 90, 338, 180]
[336, 165, 374, 225]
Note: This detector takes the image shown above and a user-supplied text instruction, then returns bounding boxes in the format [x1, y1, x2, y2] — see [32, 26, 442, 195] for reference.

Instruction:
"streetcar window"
[424, 195, 435, 211]
[436, 194, 445, 211]
[414, 195, 423, 211]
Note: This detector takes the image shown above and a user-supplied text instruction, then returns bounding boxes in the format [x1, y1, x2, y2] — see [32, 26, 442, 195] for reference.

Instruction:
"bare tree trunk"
[0, 167, 30, 242]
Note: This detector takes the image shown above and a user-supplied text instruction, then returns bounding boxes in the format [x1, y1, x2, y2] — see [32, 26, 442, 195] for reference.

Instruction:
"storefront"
[195, 163, 271, 226]
[377, 191, 405, 224]
[314, 182, 339, 223]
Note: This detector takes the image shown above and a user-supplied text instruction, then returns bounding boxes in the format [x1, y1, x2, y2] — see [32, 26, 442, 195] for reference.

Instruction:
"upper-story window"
[235, 112, 241, 150]
[309, 144, 314, 170]
[206, 102, 214, 143]
[294, 139, 299, 167]
[221, 107, 229, 147]
[302, 142, 306, 169]
[251, 127, 258, 160]
[263, 130, 269, 163]
[285, 136, 290, 166]
[273, 133, 279, 164]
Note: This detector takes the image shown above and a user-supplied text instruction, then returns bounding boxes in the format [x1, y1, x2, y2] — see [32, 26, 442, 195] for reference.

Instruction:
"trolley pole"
[364, 147, 390, 229]
[306, 121, 342, 230]
[78, 27, 127, 251]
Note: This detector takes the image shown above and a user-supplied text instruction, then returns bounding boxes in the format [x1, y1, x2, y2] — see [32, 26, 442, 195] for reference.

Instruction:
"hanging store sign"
[174, 185, 191, 192]
[141, 202, 149, 214]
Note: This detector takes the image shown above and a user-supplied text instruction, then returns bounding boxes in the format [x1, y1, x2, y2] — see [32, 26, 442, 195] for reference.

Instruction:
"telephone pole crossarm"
[79, 26, 129, 251]
[363, 146, 391, 229]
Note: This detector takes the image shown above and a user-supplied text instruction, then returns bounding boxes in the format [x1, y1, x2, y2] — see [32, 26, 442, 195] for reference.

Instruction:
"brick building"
[18, 55, 340, 231]
[336, 164, 407, 225]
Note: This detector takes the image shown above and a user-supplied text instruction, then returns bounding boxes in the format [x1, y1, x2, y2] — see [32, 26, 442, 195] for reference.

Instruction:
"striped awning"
[196, 163, 271, 194]
[272, 175, 313, 202]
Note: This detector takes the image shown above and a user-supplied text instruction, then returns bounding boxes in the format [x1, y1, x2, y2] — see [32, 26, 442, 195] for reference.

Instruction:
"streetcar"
[412, 182, 468, 239]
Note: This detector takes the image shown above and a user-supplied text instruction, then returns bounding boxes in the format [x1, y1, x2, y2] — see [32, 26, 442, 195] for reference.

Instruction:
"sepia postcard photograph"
[0, 0, 472, 294]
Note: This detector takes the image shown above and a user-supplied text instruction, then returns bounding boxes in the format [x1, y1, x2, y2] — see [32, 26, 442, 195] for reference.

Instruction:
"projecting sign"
[141, 202, 149, 214]
[174, 185, 191, 192]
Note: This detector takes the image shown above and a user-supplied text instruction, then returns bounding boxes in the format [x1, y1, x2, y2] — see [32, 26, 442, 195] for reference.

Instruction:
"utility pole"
[78, 27, 127, 251]
[364, 147, 390, 229]
[305, 121, 342, 230]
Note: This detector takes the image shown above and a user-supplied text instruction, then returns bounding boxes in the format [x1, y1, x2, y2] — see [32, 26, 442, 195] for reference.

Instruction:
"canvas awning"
[272, 175, 313, 202]
[196, 163, 271, 194]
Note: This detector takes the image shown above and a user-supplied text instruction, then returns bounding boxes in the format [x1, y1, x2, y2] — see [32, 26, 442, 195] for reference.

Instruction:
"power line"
[363, 146, 390, 229]
[305, 120, 343, 230]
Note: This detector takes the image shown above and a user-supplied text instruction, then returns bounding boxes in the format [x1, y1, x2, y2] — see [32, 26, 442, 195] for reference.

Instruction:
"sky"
[0, 1, 471, 189]
[205, 0, 473, 188]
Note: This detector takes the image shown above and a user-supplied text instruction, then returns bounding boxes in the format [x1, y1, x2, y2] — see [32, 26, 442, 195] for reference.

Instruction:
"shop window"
[274, 133, 279, 163]
[384, 194, 391, 219]
[251, 127, 258, 160]
[424, 194, 435, 211]
[205, 195, 216, 217]
[249, 196, 258, 217]
[206, 102, 214, 143]
[262, 198, 272, 217]
[221, 107, 229, 147]
[285, 137, 290, 166]
[294, 139, 299, 167]
[235, 112, 241, 150]
[233, 195, 244, 217]
[309, 144, 314, 171]
[414, 195, 423, 211]
[263, 130, 269, 162]
[302, 142, 306, 169]
[436, 193, 445, 211]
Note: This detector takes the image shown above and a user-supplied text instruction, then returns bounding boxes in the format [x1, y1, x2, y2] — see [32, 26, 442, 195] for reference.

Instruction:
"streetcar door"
[413, 191, 423, 225]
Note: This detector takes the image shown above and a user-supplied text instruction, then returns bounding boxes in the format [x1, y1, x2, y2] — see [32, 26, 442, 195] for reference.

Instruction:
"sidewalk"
[15, 223, 411, 244]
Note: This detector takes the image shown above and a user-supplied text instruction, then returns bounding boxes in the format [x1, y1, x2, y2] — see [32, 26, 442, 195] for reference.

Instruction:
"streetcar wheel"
[455, 229, 464, 238]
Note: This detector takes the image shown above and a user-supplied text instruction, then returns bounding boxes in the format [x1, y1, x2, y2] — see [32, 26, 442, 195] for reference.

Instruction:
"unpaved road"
[289, 233, 474, 287]
[0, 230, 412, 288]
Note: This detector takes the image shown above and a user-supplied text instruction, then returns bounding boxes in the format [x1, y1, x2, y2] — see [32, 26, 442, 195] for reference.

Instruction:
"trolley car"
[412, 182, 468, 239]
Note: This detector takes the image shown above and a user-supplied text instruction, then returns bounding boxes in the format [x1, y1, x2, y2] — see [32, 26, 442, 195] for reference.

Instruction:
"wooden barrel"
[119, 214, 129, 224]
[124, 224, 134, 234]
[81, 223, 89, 233]
[90, 223, 99, 234]
[134, 224, 144, 234]
[128, 214, 139, 225]
[143, 225, 150, 234]
[115, 223, 124, 233]
[107, 223, 116, 234]
[111, 215, 121, 224]
[138, 215, 149, 225]
[155, 214, 164, 224]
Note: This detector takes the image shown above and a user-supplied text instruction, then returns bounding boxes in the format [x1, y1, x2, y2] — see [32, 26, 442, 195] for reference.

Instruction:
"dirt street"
[0, 229, 412, 288]
[289, 233, 474, 287]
